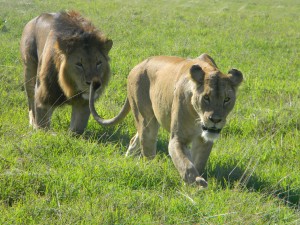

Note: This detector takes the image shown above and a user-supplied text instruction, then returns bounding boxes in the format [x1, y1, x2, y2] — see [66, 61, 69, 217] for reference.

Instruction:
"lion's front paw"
[195, 176, 208, 188]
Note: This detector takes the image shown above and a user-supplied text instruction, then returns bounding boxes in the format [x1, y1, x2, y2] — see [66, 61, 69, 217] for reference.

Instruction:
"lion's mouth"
[82, 92, 99, 101]
[202, 125, 222, 134]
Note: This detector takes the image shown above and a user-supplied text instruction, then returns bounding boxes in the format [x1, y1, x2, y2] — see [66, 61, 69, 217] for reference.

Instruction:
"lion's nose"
[87, 79, 101, 90]
[209, 116, 222, 124]
[92, 81, 101, 90]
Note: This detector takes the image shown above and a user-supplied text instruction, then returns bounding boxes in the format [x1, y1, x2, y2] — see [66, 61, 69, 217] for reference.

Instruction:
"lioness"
[90, 54, 243, 186]
[20, 11, 113, 134]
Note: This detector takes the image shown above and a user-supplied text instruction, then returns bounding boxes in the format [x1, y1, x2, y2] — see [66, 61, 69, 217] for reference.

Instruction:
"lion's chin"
[201, 126, 222, 142]
[82, 92, 99, 100]
[201, 131, 220, 142]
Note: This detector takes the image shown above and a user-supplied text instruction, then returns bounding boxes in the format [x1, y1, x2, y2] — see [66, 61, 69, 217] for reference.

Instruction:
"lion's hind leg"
[139, 117, 160, 159]
[126, 133, 141, 157]
[126, 116, 160, 159]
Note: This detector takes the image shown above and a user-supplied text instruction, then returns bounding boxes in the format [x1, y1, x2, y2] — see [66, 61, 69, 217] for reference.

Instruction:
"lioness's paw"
[195, 176, 208, 188]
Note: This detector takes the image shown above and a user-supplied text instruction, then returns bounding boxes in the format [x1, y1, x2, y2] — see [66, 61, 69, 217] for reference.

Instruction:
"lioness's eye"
[224, 97, 230, 103]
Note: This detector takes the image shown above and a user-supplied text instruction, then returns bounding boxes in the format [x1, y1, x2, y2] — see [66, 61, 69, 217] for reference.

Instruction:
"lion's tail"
[89, 82, 130, 126]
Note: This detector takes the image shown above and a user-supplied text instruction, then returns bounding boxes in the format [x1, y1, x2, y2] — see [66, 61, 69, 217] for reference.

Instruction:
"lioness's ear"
[198, 53, 218, 68]
[228, 69, 243, 86]
[190, 65, 205, 84]
[102, 39, 113, 55]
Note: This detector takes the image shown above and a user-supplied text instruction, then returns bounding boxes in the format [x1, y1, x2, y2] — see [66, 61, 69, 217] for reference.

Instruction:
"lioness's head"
[190, 54, 243, 142]
[53, 11, 113, 100]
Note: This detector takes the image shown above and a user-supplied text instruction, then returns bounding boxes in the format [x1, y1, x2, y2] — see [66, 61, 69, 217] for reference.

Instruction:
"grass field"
[0, 0, 299, 224]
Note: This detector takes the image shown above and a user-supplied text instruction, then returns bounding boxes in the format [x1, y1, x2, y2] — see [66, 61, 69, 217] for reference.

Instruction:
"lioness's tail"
[89, 82, 130, 126]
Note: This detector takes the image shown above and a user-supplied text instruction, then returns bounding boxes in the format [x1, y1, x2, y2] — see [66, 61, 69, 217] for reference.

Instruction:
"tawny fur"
[91, 54, 243, 186]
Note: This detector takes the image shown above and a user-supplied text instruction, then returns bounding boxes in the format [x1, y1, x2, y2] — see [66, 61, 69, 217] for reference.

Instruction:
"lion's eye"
[203, 95, 210, 102]
[96, 61, 102, 69]
[224, 97, 231, 103]
[75, 62, 84, 70]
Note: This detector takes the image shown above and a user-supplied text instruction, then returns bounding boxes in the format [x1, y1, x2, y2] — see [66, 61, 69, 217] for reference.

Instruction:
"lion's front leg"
[23, 57, 38, 127]
[70, 104, 90, 134]
[34, 80, 55, 130]
[34, 104, 54, 130]
[191, 137, 213, 178]
[168, 137, 208, 187]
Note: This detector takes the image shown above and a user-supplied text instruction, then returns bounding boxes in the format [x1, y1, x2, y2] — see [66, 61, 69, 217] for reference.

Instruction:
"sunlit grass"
[0, 0, 299, 224]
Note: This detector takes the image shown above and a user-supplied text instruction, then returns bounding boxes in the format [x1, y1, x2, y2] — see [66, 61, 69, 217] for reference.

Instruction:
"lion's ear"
[101, 39, 113, 55]
[228, 69, 243, 87]
[198, 53, 218, 68]
[56, 37, 73, 54]
[190, 65, 205, 84]
[56, 37, 66, 53]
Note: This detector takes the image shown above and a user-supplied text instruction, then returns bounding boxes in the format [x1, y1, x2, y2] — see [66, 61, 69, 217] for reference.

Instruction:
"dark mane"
[53, 10, 109, 54]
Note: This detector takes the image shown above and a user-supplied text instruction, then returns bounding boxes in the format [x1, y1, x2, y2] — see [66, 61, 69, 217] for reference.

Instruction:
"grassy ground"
[0, 0, 299, 224]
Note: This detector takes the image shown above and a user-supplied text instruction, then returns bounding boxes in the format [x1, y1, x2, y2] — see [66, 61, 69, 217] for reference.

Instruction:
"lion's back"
[20, 13, 56, 63]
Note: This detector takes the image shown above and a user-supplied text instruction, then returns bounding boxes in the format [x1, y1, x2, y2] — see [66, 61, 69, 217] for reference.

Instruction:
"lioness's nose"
[209, 116, 222, 124]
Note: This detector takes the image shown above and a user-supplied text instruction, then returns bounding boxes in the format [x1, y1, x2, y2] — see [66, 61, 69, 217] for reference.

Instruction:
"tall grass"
[0, 0, 299, 224]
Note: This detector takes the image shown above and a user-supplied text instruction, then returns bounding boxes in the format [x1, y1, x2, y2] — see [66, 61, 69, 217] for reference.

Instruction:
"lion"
[20, 10, 113, 134]
[89, 54, 243, 187]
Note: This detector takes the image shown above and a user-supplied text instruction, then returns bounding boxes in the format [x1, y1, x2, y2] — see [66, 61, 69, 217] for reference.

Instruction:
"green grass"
[1, 0, 300, 224]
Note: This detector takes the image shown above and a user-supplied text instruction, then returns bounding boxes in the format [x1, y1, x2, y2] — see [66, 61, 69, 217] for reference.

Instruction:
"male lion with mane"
[20, 11, 113, 134]
[89, 54, 243, 187]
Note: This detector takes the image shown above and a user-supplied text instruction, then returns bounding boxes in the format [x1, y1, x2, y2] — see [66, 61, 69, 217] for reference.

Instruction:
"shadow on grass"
[208, 163, 300, 209]
[80, 127, 299, 209]
[81, 123, 170, 155]
[81, 124, 131, 147]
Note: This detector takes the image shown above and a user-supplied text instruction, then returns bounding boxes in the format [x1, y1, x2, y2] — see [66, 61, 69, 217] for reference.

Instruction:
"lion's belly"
[152, 102, 172, 132]
[150, 87, 173, 132]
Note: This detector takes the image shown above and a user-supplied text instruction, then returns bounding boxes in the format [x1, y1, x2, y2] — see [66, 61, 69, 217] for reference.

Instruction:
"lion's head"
[189, 54, 243, 142]
[53, 11, 113, 101]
